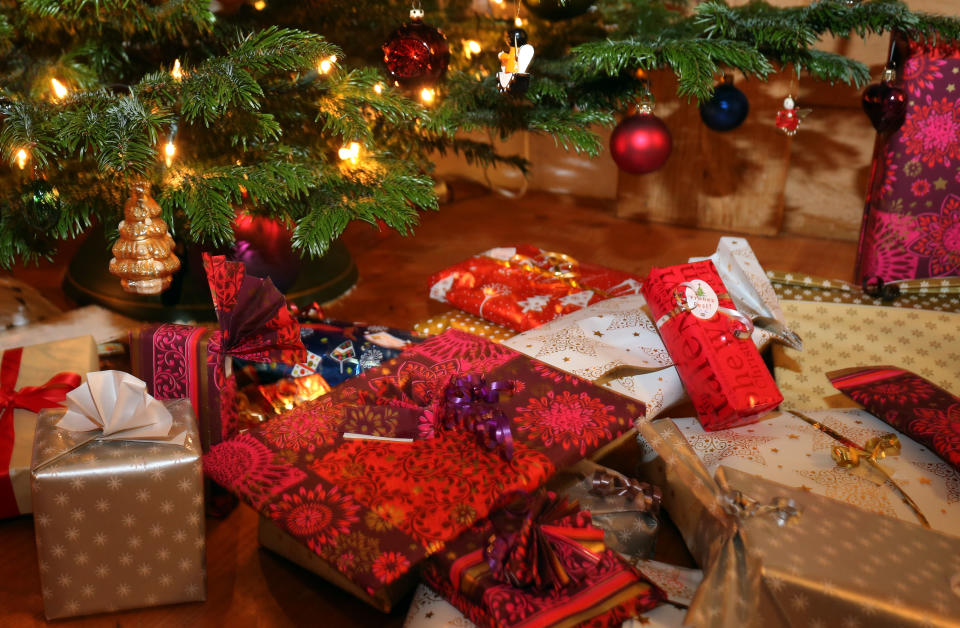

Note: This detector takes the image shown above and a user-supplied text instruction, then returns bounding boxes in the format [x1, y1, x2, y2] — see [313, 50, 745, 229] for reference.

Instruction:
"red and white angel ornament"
[775, 95, 810, 136]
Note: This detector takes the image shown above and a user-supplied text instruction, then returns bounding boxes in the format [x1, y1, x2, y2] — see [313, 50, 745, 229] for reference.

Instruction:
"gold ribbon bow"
[789, 410, 929, 528]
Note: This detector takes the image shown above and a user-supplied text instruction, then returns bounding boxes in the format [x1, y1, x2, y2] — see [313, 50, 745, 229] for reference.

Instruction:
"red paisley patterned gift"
[828, 366, 960, 473]
[130, 255, 305, 451]
[203, 330, 643, 611]
[428, 245, 644, 332]
[857, 34, 960, 283]
[643, 261, 782, 431]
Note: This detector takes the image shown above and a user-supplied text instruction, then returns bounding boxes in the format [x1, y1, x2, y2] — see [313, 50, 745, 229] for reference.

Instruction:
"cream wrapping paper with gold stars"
[773, 301, 960, 408]
[504, 237, 786, 419]
[672, 409, 960, 536]
[30, 398, 205, 619]
[638, 419, 960, 628]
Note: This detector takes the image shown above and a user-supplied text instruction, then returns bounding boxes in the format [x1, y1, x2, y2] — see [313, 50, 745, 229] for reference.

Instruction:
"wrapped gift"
[639, 420, 960, 628]
[235, 319, 420, 386]
[0, 336, 97, 518]
[505, 239, 793, 420]
[420, 491, 665, 628]
[828, 366, 960, 473]
[556, 460, 661, 560]
[130, 254, 305, 452]
[204, 330, 644, 611]
[642, 260, 782, 430]
[857, 34, 960, 283]
[772, 301, 959, 408]
[31, 373, 205, 619]
[414, 310, 515, 343]
[428, 245, 644, 332]
[671, 408, 960, 535]
[768, 270, 960, 313]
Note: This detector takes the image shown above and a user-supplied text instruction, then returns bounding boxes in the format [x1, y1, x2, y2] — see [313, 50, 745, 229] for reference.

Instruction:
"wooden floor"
[0, 186, 858, 627]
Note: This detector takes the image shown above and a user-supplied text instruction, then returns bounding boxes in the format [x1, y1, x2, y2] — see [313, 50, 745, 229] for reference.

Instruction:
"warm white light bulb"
[464, 40, 481, 59]
[51, 78, 68, 100]
[171, 59, 183, 81]
[319, 59, 332, 73]
[514, 17, 524, 27]
[16, 148, 28, 170]
[164, 141, 176, 167]
[338, 142, 360, 164]
[373, 82, 383, 94]
[253, 0, 266, 10]
[420, 87, 435, 104]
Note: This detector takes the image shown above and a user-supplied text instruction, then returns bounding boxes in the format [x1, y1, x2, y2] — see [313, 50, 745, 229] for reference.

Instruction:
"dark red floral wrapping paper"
[427, 245, 645, 332]
[828, 365, 960, 473]
[203, 330, 643, 608]
[857, 35, 960, 283]
[642, 260, 782, 431]
[420, 504, 665, 628]
[130, 255, 305, 451]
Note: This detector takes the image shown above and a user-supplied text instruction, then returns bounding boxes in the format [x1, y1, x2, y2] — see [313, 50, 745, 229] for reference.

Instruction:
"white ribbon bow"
[57, 371, 186, 445]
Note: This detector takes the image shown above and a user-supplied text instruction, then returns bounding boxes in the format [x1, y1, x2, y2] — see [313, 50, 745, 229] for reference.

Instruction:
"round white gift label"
[684, 280, 719, 319]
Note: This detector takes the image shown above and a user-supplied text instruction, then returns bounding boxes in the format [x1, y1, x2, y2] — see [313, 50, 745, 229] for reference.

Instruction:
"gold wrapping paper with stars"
[638, 420, 960, 628]
[30, 399, 205, 619]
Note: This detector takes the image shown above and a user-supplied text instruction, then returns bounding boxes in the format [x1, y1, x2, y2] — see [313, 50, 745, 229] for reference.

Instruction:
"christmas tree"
[2, 0, 958, 275]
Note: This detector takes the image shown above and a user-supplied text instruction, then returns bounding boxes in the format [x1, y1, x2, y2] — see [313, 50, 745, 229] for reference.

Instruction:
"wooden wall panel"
[615, 71, 794, 235]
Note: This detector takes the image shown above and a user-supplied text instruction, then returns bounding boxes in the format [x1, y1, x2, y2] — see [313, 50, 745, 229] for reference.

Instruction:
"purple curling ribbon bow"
[439, 374, 515, 461]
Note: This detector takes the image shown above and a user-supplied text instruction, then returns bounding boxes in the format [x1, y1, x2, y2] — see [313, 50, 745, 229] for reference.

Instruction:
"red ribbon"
[0, 347, 82, 517]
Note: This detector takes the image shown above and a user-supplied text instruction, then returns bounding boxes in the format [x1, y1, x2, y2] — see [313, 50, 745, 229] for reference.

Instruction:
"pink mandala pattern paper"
[857, 35, 960, 282]
[203, 330, 643, 610]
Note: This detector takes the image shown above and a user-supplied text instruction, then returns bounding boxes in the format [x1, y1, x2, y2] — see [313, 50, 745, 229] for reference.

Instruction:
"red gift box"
[428, 245, 644, 332]
[203, 330, 644, 610]
[642, 260, 782, 430]
[421, 492, 665, 628]
[130, 255, 305, 451]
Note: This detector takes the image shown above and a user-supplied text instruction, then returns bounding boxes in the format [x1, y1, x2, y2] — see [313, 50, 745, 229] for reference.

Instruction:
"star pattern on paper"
[517, 294, 550, 313]
[684, 431, 777, 469]
[531, 325, 599, 358]
[911, 461, 960, 504]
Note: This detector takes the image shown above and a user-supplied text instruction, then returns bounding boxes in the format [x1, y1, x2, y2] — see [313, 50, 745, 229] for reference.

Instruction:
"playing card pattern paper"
[672, 408, 960, 535]
[772, 300, 960, 408]
[857, 36, 960, 283]
[639, 420, 960, 628]
[30, 399, 205, 619]
[829, 366, 960, 473]
[428, 245, 644, 332]
[204, 330, 643, 610]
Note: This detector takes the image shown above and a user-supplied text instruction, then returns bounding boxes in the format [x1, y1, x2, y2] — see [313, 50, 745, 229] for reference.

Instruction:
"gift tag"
[683, 280, 719, 319]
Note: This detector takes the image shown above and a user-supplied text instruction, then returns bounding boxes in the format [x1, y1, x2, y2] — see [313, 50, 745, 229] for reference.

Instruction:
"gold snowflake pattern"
[685, 432, 777, 469]
[796, 468, 898, 518]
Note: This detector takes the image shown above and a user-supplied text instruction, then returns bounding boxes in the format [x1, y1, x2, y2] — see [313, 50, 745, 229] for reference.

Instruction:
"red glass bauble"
[609, 113, 672, 174]
[862, 80, 907, 134]
[382, 16, 450, 89]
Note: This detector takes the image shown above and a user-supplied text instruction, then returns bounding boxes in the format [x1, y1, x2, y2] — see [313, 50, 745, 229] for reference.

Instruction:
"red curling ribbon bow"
[0, 347, 82, 517]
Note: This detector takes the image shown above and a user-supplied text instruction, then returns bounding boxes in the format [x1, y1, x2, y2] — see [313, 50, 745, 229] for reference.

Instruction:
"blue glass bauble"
[699, 83, 749, 132]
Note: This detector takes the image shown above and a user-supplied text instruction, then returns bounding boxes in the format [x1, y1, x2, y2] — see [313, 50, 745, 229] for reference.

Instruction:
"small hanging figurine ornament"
[108, 181, 180, 295]
[498, 5, 534, 96]
[775, 95, 810, 136]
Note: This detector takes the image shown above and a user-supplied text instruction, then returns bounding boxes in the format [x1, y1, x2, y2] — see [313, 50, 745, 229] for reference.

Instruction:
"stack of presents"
[3, 37, 960, 628]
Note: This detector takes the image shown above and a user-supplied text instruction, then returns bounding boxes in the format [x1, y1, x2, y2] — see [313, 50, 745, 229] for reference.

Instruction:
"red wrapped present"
[203, 330, 643, 611]
[828, 365, 960, 473]
[642, 260, 782, 430]
[130, 254, 305, 451]
[428, 245, 644, 332]
[421, 491, 665, 628]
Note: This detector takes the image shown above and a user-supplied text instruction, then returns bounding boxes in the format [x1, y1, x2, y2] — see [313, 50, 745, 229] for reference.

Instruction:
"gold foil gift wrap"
[1, 335, 98, 518]
[30, 398, 206, 619]
[413, 310, 515, 343]
[638, 420, 960, 628]
[772, 301, 959, 408]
